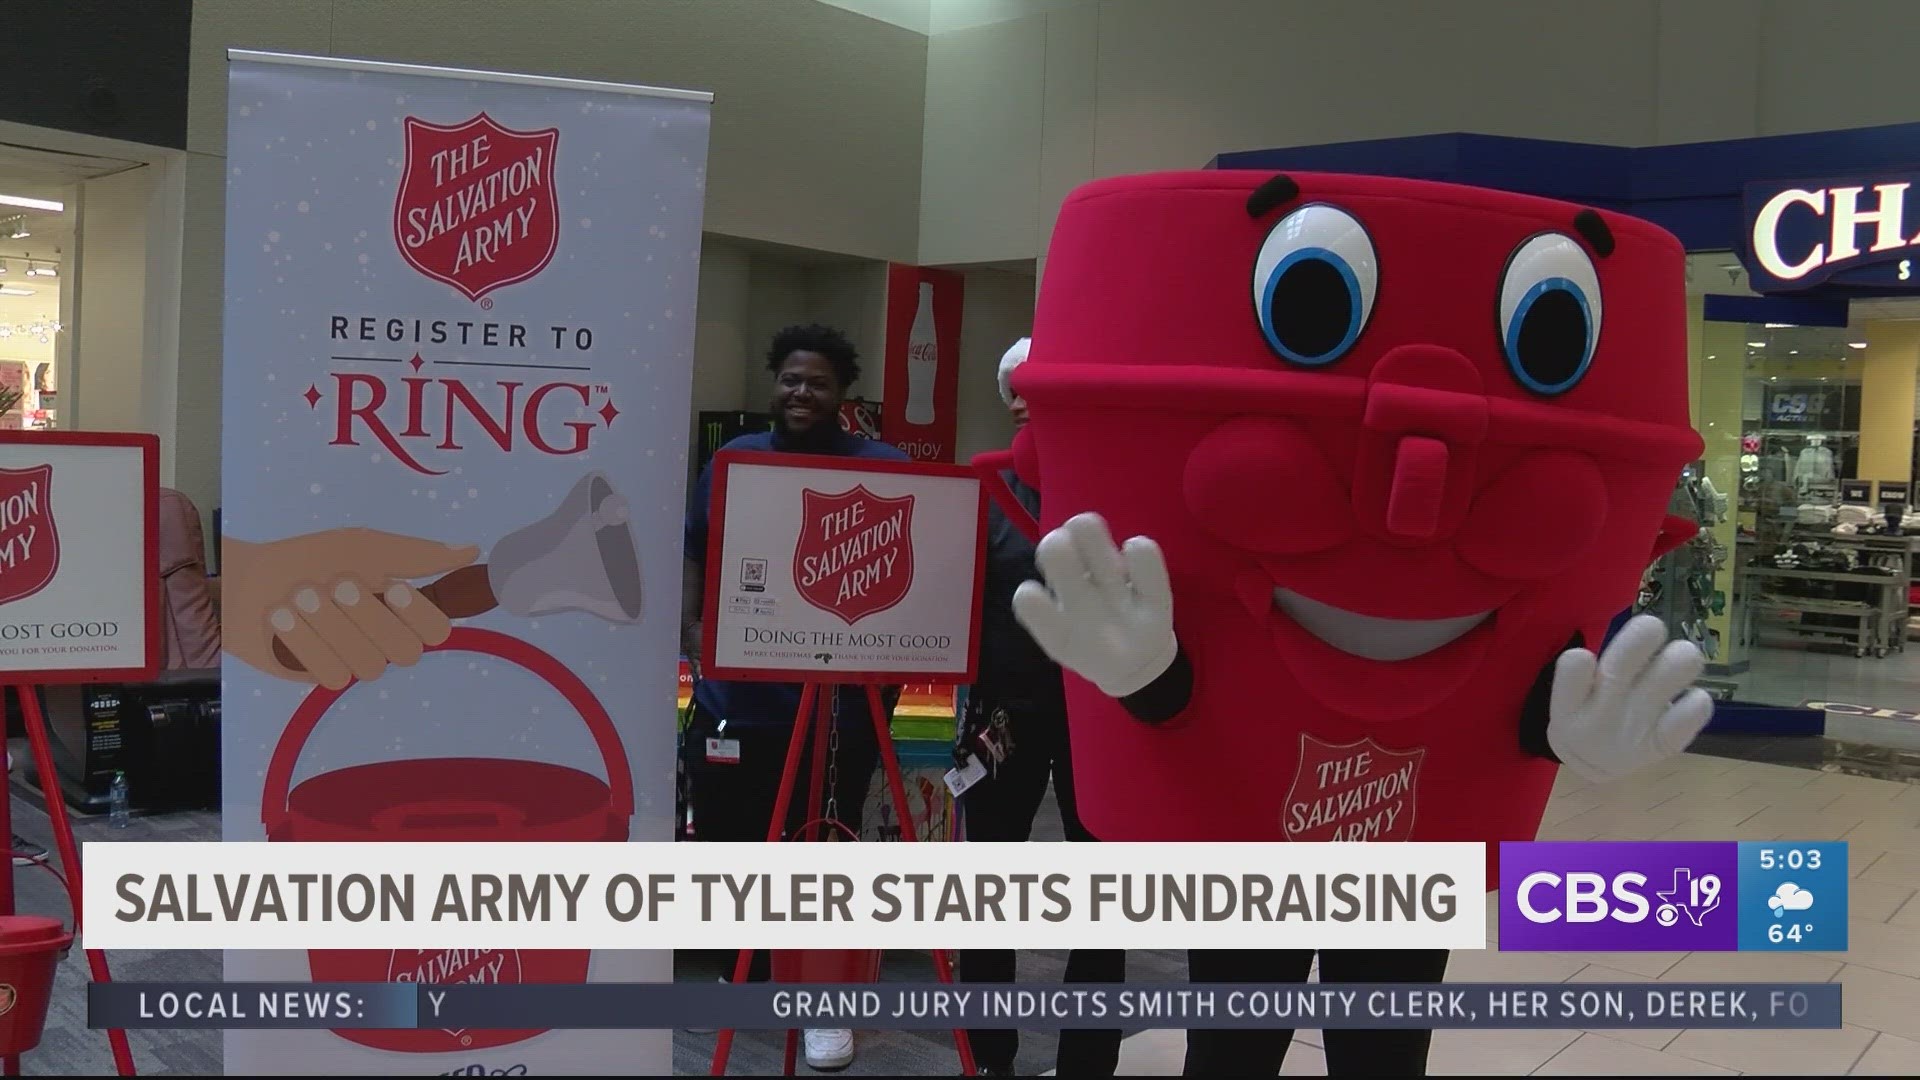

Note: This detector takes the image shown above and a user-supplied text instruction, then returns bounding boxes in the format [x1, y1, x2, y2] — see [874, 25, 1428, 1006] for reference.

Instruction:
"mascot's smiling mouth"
[1273, 588, 1494, 662]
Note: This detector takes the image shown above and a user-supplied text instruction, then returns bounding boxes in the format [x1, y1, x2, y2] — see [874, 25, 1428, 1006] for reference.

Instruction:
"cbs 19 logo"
[1516, 870, 1722, 926]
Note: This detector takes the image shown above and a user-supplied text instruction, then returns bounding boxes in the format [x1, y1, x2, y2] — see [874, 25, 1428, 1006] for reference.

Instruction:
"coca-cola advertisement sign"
[703, 453, 985, 683]
[881, 265, 963, 463]
[220, 51, 711, 1074]
[0, 435, 158, 684]
[395, 114, 560, 303]
[793, 485, 915, 624]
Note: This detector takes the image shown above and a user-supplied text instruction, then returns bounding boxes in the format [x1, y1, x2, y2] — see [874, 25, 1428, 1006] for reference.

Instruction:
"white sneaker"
[804, 1028, 854, 1071]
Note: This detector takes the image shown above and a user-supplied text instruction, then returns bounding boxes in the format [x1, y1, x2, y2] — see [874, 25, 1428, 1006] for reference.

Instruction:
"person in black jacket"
[955, 338, 1125, 1078]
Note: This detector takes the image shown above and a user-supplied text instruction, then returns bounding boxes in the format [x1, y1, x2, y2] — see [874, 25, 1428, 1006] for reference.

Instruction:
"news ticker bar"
[88, 983, 1841, 1031]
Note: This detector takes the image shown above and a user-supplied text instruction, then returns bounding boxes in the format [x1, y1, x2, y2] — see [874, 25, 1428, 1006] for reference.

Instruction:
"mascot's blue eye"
[1498, 233, 1602, 395]
[1251, 204, 1377, 367]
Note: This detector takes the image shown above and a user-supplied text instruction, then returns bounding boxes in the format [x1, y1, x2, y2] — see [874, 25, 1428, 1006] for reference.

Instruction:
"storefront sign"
[701, 452, 985, 683]
[219, 50, 709, 1074]
[881, 264, 963, 462]
[1841, 479, 1873, 504]
[1745, 172, 1920, 292]
[0, 432, 159, 683]
[1762, 385, 1844, 428]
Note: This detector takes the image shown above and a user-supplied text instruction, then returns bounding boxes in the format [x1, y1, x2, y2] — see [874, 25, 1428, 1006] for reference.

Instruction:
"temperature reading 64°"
[1770, 922, 1814, 944]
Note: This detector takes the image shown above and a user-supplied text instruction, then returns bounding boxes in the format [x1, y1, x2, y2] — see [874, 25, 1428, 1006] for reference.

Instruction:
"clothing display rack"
[1637, 465, 1727, 661]
[1738, 516, 1915, 660]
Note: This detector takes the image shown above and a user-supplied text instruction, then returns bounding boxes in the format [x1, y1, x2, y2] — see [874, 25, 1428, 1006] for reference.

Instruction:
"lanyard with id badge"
[947, 697, 1013, 798]
[706, 719, 742, 765]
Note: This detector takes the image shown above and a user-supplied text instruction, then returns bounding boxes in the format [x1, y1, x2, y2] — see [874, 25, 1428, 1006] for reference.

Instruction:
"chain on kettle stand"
[825, 685, 841, 834]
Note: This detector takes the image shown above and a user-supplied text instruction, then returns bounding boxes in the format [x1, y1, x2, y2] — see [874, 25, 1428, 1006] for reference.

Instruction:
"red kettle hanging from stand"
[259, 472, 644, 1054]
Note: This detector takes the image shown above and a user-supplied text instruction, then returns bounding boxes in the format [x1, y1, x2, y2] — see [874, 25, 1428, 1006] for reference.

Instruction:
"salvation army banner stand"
[0, 431, 160, 1076]
[699, 450, 986, 1077]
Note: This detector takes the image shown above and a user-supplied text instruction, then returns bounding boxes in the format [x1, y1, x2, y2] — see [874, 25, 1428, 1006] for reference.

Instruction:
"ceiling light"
[1790, 350, 1799, 355]
[1747, 341, 1766, 348]
[1850, 342, 1869, 349]
[0, 286, 32, 297]
[0, 194, 63, 213]
[1764, 322, 1792, 329]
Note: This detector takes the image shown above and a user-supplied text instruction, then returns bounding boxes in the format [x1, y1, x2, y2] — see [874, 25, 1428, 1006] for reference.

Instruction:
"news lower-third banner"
[91, 982, 1841, 1031]
[86, 840, 1856, 953]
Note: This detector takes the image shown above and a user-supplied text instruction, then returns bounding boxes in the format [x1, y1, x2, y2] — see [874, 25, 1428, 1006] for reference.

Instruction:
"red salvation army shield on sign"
[0, 465, 58, 606]
[1282, 734, 1425, 842]
[393, 113, 560, 302]
[793, 486, 916, 624]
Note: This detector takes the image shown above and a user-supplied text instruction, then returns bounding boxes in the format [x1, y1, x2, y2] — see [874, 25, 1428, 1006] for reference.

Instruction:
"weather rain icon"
[1768, 883, 1815, 918]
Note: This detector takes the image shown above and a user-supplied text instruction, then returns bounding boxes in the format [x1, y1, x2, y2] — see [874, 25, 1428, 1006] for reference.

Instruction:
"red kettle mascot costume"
[980, 171, 1712, 1076]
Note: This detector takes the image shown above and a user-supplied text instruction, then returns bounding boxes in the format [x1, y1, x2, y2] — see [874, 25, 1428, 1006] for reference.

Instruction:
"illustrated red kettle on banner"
[258, 472, 642, 1053]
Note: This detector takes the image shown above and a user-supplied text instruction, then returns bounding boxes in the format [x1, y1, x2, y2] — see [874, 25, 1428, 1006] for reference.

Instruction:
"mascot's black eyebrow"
[1245, 174, 1301, 219]
[1572, 209, 1615, 258]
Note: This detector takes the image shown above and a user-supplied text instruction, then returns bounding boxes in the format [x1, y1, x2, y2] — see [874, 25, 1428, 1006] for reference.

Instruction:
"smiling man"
[678, 323, 906, 1072]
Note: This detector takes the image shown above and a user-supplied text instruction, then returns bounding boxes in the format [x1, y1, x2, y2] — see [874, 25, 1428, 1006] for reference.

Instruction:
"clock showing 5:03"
[1737, 843, 1848, 952]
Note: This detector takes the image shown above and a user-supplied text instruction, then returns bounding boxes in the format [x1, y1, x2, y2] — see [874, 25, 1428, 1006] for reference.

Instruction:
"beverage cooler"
[18, 671, 220, 815]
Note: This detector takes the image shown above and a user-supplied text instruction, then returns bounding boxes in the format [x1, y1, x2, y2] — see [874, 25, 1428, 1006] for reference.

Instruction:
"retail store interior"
[1672, 255, 1920, 750]
[0, 167, 67, 435]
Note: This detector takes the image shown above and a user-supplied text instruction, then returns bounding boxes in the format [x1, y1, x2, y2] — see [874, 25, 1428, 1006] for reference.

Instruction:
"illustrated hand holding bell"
[223, 473, 647, 691]
[222, 529, 482, 690]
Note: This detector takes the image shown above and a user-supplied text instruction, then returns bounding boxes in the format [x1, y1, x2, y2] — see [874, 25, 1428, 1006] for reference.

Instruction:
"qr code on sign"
[739, 558, 767, 592]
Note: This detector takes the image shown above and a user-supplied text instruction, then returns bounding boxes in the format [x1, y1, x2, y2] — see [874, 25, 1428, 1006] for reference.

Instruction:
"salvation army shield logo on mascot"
[394, 113, 560, 302]
[793, 486, 915, 624]
[0, 464, 58, 606]
[1283, 734, 1425, 842]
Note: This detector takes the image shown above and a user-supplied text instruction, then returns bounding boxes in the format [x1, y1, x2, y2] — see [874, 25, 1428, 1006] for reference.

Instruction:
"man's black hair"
[767, 323, 861, 389]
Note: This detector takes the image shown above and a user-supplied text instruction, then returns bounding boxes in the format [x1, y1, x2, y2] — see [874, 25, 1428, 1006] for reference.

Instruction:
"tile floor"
[1095, 745, 1920, 1076]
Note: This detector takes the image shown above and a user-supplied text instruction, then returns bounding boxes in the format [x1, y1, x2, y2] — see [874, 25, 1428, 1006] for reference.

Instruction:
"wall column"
[1859, 320, 1920, 500]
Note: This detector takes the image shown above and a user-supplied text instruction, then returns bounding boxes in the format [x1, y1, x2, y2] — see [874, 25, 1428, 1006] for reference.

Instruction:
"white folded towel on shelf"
[1836, 504, 1876, 526]
[1797, 504, 1836, 525]
[1833, 522, 1859, 534]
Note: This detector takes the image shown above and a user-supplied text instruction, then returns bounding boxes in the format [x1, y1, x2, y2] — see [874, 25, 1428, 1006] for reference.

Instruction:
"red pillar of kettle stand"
[1, 685, 136, 1076]
[708, 684, 976, 1077]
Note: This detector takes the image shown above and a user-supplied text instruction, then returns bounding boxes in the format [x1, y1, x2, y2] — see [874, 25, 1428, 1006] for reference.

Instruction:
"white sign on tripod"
[701, 451, 986, 684]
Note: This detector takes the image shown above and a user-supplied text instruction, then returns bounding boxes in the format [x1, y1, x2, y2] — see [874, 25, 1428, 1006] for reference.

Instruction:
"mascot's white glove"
[1012, 512, 1179, 699]
[1547, 613, 1715, 784]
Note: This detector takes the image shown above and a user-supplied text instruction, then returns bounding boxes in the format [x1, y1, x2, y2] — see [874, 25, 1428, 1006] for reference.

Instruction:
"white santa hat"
[997, 337, 1031, 407]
